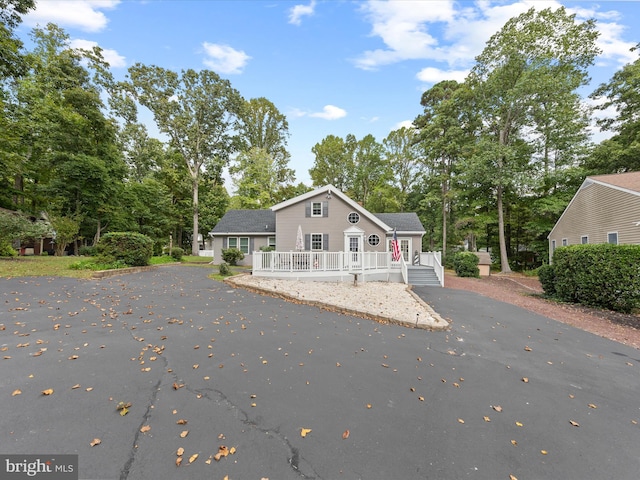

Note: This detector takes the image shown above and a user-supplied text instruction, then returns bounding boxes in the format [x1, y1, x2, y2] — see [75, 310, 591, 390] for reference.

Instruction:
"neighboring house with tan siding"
[548, 171, 640, 263]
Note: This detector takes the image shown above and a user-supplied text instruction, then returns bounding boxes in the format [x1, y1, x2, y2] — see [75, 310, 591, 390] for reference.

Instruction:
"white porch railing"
[420, 251, 444, 287]
[253, 251, 402, 276]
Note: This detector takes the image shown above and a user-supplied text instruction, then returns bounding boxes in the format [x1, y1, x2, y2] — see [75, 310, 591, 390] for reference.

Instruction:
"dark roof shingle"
[210, 210, 275, 234]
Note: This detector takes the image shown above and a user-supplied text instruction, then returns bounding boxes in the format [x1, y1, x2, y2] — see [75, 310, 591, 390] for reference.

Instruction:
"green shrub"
[218, 262, 230, 276]
[78, 245, 98, 256]
[0, 240, 17, 257]
[221, 247, 244, 266]
[452, 251, 479, 278]
[97, 232, 153, 267]
[553, 244, 640, 313]
[537, 264, 556, 296]
[169, 247, 184, 261]
[69, 259, 128, 270]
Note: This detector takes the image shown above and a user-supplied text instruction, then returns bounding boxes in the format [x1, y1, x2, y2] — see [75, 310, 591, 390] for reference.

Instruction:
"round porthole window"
[368, 234, 380, 246]
[348, 212, 360, 224]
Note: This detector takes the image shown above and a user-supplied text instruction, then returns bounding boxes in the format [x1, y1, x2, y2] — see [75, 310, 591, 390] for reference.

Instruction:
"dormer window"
[311, 202, 322, 217]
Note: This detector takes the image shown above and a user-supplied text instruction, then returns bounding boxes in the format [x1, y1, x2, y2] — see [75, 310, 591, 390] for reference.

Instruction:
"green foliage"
[97, 232, 153, 267]
[221, 247, 244, 266]
[169, 247, 184, 261]
[537, 264, 556, 296]
[78, 245, 98, 256]
[69, 258, 127, 271]
[452, 251, 480, 278]
[553, 244, 640, 313]
[0, 239, 17, 256]
[218, 262, 230, 276]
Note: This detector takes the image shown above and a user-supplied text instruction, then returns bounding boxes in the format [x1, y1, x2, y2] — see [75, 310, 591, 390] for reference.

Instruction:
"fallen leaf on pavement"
[522, 377, 529, 383]
[300, 428, 312, 437]
[483, 416, 491, 422]
[342, 429, 350, 439]
[214, 446, 229, 461]
[188, 453, 198, 463]
[569, 420, 580, 427]
[524, 346, 532, 352]
[515, 421, 523, 427]
[457, 418, 465, 424]
[140, 425, 151, 433]
[588, 403, 597, 409]
[176, 447, 184, 456]
[180, 430, 189, 438]
[41, 388, 54, 395]
[90, 438, 101, 447]
[511, 440, 518, 446]
[12, 389, 21, 396]
[176, 419, 187, 425]
[541, 450, 548, 455]
[175, 456, 182, 467]
[493, 405, 503, 412]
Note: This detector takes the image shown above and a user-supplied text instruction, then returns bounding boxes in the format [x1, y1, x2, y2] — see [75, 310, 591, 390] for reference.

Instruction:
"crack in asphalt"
[188, 387, 324, 480]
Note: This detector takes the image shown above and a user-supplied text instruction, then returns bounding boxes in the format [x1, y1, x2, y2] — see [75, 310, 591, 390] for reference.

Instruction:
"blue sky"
[18, 0, 640, 186]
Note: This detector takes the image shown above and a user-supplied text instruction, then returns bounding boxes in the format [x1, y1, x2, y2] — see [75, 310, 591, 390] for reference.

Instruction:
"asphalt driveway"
[1, 266, 639, 479]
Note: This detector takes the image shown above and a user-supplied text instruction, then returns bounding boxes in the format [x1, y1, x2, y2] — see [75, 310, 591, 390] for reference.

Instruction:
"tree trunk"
[496, 184, 511, 273]
[192, 176, 199, 256]
[441, 177, 448, 259]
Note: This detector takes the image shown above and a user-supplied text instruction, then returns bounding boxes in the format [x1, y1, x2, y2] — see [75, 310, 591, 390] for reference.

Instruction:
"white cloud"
[416, 67, 469, 84]
[69, 39, 126, 68]
[392, 120, 415, 131]
[309, 105, 347, 120]
[24, 0, 119, 33]
[202, 42, 251, 75]
[289, 1, 316, 26]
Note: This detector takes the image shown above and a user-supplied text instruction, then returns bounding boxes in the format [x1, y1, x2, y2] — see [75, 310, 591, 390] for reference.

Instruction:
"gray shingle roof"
[210, 210, 275, 234]
[374, 213, 425, 233]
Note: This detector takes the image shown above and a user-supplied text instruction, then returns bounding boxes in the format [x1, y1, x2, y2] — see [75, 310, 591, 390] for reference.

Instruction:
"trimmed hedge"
[537, 264, 556, 297]
[168, 247, 184, 261]
[451, 251, 480, 278]
[97, 232, 153, 267]
[221, 247, 244, 266]
[552, 244, 640, 313]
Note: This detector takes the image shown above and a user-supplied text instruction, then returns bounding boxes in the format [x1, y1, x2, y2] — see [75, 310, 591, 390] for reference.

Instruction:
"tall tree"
[589, 49, 640, 173]
[415, 80, 475, 256]
[351, 134, 388, 209]
[230, 147, 282, 208]
[466, 6, 600, 272]
[126, 65, 243, 255]
[309, 134, 354, 191]
[237, 97, 294, 183]
[0, 0, 35, 79]
[382, 127, 422, 212]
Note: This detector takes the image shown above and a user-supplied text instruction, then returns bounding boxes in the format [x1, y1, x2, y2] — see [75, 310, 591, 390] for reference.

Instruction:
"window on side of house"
[268, 236, 276, 248]
[607, 232, 618, 245]
[551, 239, 556, 252]
[368, 234, 380, 246]
[227, 237, 237, 249]
[581, 235, 588, 244]
[239, 237, 249, 254]
[347, 212, 360, 224]
[311, 202, 322, 217]
[562, 238, 568, 246]
[311, 233, 323, 250]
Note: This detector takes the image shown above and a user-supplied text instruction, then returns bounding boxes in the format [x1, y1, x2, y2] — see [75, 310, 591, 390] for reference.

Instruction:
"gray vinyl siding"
[548, 182, 640, 262]
[213, 235, 271, 266]
[275, 192, 388, 252]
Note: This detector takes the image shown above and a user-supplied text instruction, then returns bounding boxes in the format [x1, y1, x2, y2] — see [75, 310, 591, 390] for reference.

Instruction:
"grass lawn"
[0, 254, 226, 279]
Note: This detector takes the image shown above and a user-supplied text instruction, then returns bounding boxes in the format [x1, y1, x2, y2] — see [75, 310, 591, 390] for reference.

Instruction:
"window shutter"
[322, 201, 329, 217]
[305, 202, 311, 217]
[223, 237, 227, 249]
[249, 238, 254, 253]
[323, 234, 329, 250]
[305, 234, 310, 250]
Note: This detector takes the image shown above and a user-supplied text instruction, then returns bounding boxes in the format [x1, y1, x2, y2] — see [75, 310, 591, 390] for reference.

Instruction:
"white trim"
[271, 184, 392, 232]
[607, 231, 619, 245]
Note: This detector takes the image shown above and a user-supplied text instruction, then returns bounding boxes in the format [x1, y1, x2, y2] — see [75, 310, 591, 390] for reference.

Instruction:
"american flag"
[391, 228, 401, 262]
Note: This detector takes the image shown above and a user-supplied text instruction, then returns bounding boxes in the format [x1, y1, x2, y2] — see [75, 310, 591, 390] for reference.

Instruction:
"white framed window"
[268, 236, 276, 248]
[239, 237, 249, 254]
[551, 239, 556, 252]
[581, 235, 588, 244]
[607, 232, 618, 245]
[227, 237, 249, 254]
[311, 202, 322, 217]
[347, 212, 360, 224]
[368, 234, 380, 246]
[562, 238, 568, 246]
[311, 233, 323, 250]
